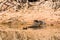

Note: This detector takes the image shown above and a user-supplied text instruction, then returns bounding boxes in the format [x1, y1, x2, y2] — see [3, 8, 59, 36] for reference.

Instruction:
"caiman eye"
[34, 20, 38, 23]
